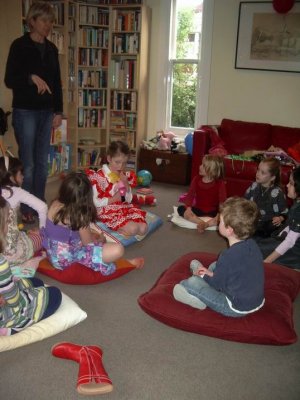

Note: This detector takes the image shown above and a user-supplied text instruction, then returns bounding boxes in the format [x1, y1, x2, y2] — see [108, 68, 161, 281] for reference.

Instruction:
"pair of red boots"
[52, 342, 113, 395]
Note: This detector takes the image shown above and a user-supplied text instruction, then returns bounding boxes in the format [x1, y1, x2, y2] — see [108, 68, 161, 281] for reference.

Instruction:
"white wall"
[146, 0, 300, 136]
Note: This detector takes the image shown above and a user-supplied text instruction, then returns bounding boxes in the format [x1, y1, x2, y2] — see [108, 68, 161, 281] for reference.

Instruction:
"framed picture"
[235, 1, 300, 73]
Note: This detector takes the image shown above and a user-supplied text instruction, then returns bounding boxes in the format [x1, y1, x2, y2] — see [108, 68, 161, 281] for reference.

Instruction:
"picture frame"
[235, 1, 300, 73]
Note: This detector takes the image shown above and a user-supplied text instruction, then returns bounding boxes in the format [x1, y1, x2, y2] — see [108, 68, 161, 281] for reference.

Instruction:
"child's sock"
[190, 259, 203, 275]
[173, 284, 207, 310]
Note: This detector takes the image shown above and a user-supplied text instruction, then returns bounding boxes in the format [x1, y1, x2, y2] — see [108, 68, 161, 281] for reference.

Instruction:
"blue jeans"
[180, 262, 244, 318]
[12, 108, 53, 215]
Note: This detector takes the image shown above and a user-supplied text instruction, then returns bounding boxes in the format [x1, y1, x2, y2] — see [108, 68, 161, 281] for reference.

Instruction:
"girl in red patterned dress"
[86, 141, 148, 238]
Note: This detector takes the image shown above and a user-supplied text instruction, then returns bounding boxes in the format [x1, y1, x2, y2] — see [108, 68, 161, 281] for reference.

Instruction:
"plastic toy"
[137, 170, 152, 187]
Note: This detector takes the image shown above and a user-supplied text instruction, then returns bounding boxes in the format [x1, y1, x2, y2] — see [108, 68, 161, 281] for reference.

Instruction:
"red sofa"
[191, 118, 300, 197]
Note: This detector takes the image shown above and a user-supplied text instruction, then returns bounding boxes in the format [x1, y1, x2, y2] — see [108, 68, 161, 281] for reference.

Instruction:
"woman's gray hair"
[26, 1, 55, 29]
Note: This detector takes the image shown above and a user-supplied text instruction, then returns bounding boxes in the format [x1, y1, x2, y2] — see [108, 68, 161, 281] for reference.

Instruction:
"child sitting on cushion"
[255, 166, 300, 269]
[42, 171, 144, 273]
[0, 156, 47, 274]
[0, 194, 62, 336]
[173, 197, 265, 317]
[177, 154, 226, 233]
[86, 141, 148, 238]
[244, 157, 288, 238]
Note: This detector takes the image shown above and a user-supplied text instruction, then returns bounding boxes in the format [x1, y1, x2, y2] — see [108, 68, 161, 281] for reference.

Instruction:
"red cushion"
[219, 119, 272, 154]
[38, 258, 135, 285]
[272, 125, 300, 153]
[138, 252, 300, 345]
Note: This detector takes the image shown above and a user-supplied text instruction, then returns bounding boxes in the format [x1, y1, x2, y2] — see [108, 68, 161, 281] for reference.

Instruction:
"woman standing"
[4, 1, 63, 223]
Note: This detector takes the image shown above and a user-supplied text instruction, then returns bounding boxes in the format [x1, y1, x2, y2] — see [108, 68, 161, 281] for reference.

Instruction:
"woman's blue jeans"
[12, 109, 53, 215]
[180, 262, 244, 318]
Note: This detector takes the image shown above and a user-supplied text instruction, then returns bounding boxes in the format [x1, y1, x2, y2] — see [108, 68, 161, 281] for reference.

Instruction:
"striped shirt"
[0, 255, 49, 334]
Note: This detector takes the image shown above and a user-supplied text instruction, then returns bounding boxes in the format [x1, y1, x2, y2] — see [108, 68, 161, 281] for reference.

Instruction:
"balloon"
[185, 132, 194, 155]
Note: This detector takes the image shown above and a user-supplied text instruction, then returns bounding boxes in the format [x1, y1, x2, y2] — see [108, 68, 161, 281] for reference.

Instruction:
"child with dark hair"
[0, 195, 61, 336]
[177, 154, 226, 232]
[42, 171, 144, 272]
[244, 157, 288, 237]
[173, 197, 265, 317]
[0, 156, 47, 274]
[256, 166, 300, 269]
[86, 141, 148, 238]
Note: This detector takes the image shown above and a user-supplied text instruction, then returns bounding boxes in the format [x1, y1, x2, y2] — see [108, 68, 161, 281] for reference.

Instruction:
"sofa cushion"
[219, 119, 272, 154]
[272, 125, 300, 153]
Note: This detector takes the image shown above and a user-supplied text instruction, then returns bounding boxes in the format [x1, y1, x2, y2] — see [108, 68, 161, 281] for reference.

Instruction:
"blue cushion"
[97, 211, 163, 246]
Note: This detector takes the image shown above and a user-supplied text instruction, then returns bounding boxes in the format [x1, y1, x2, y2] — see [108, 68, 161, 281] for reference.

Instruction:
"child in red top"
[178, 155, 226, 232]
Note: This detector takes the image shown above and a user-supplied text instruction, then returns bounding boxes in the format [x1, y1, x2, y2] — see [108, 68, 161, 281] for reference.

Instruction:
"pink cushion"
[219, 119, 272, 154]
[38, 258, 135, 285]
[272, 125, 300, 153]
[138, 252, 300, 345]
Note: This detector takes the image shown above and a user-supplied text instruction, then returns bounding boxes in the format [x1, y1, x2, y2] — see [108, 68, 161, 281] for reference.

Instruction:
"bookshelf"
[108, 3, 150, 171]
[20, 0, 150, 172]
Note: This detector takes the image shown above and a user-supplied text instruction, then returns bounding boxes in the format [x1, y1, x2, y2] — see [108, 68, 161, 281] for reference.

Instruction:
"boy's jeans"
[180, 262, 244, 318]
[12, 109, 53, 215]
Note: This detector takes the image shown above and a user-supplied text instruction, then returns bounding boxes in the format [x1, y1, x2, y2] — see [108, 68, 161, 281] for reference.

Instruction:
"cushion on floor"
[170, 206, 217, 230]
[0, 292, 87, 352]
[138, 252, 300, 345]
[38, 258, 136, 285]
[97, 211, 163, 246]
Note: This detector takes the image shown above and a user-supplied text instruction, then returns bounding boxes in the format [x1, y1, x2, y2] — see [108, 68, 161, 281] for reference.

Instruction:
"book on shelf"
[51, 118, 67, 144]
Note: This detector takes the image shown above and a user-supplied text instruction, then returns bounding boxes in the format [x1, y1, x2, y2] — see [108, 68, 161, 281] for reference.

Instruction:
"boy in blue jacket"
[173, 197, 265, 317]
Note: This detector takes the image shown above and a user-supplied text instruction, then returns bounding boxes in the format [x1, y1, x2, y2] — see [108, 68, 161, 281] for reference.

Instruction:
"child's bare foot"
[128, 257, 145, 269]
[197, 220, 207, 233]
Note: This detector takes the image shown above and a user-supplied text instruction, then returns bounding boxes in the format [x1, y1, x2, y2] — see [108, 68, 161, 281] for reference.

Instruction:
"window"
[166, 0, 210, 133]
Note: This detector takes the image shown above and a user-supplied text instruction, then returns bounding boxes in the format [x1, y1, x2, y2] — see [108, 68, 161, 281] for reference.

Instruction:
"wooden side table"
[138, 148, 191, 185]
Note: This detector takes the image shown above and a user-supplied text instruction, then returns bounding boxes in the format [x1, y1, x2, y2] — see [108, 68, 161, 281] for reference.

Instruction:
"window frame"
[165, 0, 214, 136]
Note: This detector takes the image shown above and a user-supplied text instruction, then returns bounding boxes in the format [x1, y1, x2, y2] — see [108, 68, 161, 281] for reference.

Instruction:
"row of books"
[78, 108, 107, 128]
[78, 27, 109, 48]
[112, 10, 141, 32]
[110, 59, 137, 89]
[48, 143, 71, 177]
[112, 33, 139, 54]
[78, 48, 108, 67]
[110, 131, 136, 149]
[79, 5, 109, 26]
[110, 111, 137, 129]
[110, 90, 137, 111]
[49, 30, 64, 54]
[78, 148, 103, 167]
[87, 1, 142, 4]
[52, 3, 65, 26]
[78, 69, 107, 88]
[78, 89, 107, 107]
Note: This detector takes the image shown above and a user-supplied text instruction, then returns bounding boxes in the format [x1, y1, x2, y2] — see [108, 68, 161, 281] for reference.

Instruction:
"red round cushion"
[38, 258, 135, 285]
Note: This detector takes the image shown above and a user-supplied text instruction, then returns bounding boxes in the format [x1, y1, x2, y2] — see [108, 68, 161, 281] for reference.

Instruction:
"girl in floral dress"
[42, 171, 144, 272]
[86, 141, 148, 238]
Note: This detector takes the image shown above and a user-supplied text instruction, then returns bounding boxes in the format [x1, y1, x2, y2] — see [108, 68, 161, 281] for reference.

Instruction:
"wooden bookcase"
[72, 1, 150, 171]
[108, 4, 150, 171]
[4, 0, 150, 173]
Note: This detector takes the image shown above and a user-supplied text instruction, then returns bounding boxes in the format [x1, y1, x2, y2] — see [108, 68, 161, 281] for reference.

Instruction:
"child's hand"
[272, 216, 284, 226]
[197, 266, 213, 277]
[119, 171, 129, 184]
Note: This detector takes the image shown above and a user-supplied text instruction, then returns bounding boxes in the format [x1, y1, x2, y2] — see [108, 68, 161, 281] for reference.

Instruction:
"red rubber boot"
[51, 342, 113, 395]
